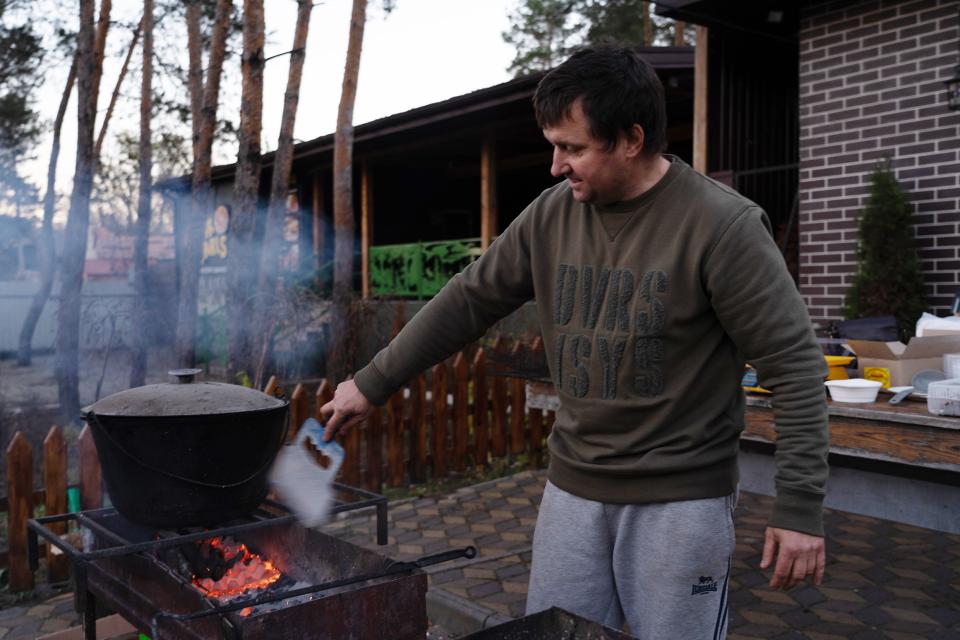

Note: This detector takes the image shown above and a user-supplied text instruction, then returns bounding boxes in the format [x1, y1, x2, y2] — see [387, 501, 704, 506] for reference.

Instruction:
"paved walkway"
[2, 469, 959, 639]
[328, 470, 960, 639]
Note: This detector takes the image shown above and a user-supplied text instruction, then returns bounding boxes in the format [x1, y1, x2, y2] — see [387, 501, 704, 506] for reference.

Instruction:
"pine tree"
[502, 0, 680, 77]
[843, 160, 928, 341]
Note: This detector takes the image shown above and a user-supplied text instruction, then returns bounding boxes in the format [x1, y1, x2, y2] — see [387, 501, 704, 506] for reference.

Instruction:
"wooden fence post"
[431, 362, 448, 479]
[78, 425, 102, 510]
[315, 379, 335, 421]
[410, 374, 428, 482]
[289, 383, 308, 441]
[6, 432, 34, 591]
[472, 349, 489, 469]
[490, 371, 507, 458]
[347, 410, 363, 487]
[510, 376, 526, 455]
[365, 407, 383, 493]
[43, 426, 69, 582]
[387, 391, 405, 487]
[528, 409, 544, 470]
[452, 353, 469, 472]
[263, 375, 281, 399]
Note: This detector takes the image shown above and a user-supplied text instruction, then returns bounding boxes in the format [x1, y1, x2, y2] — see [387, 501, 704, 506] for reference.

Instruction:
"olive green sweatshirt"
[354, 157, 829, 536]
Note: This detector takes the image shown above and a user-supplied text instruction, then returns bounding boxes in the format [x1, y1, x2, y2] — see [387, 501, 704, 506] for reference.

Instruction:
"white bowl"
[824, 379, 882, 403]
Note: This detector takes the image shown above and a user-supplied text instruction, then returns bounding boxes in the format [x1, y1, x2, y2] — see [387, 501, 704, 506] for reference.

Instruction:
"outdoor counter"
[525, 380, 959, 530]
[744, 394, 960, 474]
[527, 380, 960, 475]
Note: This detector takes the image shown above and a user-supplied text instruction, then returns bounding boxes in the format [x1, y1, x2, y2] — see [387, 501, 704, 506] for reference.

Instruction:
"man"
[321, 46, 828, 639]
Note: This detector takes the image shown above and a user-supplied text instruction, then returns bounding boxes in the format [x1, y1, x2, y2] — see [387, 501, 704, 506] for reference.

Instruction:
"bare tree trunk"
[130, 0, 153, 388]
[643, 1, 653, 46]
[186, 0, 202, 164]
[175, 0, 232, 367]
[251, 0, 313, 386]
[94, 16, 144, 161]
[226, 0, 265, 379]
[90, 0, 111, 106]
[56, 0, 99, 423]
[17, 55, 77, 367]
[674, 20, 686, 46]
[328, 0, 368, 383]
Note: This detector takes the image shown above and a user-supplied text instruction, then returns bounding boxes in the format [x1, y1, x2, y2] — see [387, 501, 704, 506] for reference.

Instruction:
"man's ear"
[623, 124, 645, 158]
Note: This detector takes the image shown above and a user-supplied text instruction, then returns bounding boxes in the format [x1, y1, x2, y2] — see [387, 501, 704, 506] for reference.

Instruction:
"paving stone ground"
[2, 469, 959, 639]
[325, 470, 960, 639]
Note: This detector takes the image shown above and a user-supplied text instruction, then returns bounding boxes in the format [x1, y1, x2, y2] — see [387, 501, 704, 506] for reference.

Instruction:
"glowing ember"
[192, 537, 281, 600]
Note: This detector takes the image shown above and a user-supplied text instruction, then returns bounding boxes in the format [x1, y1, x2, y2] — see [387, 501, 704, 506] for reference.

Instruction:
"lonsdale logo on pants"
[691, 576, 718, 595]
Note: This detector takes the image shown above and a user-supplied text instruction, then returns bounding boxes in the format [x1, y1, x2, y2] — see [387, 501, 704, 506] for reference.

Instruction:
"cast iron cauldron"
[82, 369, 289, 528]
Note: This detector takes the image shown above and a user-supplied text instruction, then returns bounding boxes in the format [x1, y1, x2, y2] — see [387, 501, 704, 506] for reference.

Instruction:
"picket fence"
[2, 341, 555, 592]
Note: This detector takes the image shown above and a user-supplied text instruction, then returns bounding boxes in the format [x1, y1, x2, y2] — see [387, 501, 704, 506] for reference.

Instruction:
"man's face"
[542, 100, 635, 205]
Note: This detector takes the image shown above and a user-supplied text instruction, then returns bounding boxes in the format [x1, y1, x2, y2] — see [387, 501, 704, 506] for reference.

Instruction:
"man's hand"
[318, 379, 374, 442]
[760, 527, 826, 590]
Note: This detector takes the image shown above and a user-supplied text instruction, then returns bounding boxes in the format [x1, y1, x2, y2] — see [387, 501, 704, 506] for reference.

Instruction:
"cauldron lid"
[83, 370, 286, 417]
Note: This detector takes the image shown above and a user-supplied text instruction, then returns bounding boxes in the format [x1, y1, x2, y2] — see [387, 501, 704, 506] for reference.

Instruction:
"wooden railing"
[2, 342, 554, 592]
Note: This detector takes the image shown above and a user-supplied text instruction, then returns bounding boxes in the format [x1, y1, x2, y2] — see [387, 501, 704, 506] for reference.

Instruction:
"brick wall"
[799, 0, 960, 329]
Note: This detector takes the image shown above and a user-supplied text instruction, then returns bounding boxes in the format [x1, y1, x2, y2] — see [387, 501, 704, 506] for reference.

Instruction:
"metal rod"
[83, 572, 96, 640]
[76, 512, 135, 547]
[28, 518, 81, 562]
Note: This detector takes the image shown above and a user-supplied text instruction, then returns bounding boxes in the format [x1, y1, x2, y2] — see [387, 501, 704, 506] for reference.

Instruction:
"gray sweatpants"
[526, 481, 737, 640]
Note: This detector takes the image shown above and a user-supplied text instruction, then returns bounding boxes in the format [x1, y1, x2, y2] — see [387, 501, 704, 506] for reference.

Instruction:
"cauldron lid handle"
[168, 368, 203, 384]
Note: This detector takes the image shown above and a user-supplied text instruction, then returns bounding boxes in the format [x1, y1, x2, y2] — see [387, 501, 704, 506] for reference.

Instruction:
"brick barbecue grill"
[28, 485, 474, 640]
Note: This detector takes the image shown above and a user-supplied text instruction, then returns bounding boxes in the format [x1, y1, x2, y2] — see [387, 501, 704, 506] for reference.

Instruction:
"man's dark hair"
[533, 45, 667, 155]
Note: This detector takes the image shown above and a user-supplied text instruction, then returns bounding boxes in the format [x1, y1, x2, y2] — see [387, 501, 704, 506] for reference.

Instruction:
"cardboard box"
[846, 336, 960, 388]
[923, 328, 960, 337]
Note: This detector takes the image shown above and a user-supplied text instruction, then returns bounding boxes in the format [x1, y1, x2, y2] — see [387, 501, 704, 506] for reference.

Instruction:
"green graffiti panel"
[370, 238, 482, 298]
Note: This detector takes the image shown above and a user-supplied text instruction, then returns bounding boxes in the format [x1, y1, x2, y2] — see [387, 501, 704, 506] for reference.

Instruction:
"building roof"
[656, 0, 802, 41]
[157, 46, 694, 191]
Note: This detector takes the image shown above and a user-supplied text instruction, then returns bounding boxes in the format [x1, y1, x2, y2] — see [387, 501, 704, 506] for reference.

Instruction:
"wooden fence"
[2, 342, 554, 592]
[4, 425, 103, 592]
[279, 342, 555, 493]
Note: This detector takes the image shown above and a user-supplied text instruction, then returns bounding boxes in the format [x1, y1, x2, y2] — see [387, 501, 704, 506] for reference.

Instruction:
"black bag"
[835, 315, 899, 342]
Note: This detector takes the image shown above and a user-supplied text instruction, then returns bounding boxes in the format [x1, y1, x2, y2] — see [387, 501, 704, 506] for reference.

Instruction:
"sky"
[21, 0, 518, 215]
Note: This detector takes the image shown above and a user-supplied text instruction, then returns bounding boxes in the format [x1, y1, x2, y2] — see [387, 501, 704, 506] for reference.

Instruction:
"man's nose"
[550, 149, 566, 177]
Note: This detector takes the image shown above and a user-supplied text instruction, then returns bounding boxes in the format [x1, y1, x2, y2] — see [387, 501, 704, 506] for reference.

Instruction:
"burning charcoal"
[191, 538, 282, 600]
[182, 537, 242, 581]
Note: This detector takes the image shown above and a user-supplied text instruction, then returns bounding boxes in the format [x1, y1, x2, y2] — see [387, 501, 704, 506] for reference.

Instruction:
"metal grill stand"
[27, 483, 405, 640]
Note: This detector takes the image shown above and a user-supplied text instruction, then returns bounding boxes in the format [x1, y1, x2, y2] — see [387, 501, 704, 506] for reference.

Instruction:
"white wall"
[0, 279, 136, 354]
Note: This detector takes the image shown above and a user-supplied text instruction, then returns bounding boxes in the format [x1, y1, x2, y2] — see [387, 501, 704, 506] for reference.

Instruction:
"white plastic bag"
[916, 311, 960, 337]
[269, 418, 344, 528]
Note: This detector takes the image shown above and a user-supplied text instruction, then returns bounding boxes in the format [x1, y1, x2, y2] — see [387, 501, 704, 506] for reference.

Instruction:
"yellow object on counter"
[824, 355, 855, 381]
[863, 366, 891, 388]
[743, 355, 857, 393]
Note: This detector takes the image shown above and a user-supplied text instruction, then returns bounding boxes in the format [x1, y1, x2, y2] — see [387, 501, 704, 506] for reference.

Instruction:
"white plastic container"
[824, 379, 882, 403]
[943, 353, 960, 379]
[926, 378, 960, 416]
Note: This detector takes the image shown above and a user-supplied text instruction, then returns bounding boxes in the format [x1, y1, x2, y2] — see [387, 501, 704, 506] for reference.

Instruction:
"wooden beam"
[312, 172, 325, 276]
[480, 137, 497, 251]
[693, 26, 708, 174]
[361, 160, 373, 298]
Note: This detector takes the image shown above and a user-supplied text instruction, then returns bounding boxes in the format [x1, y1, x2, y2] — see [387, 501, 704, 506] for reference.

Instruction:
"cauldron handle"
[85, 410, 286, 489]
